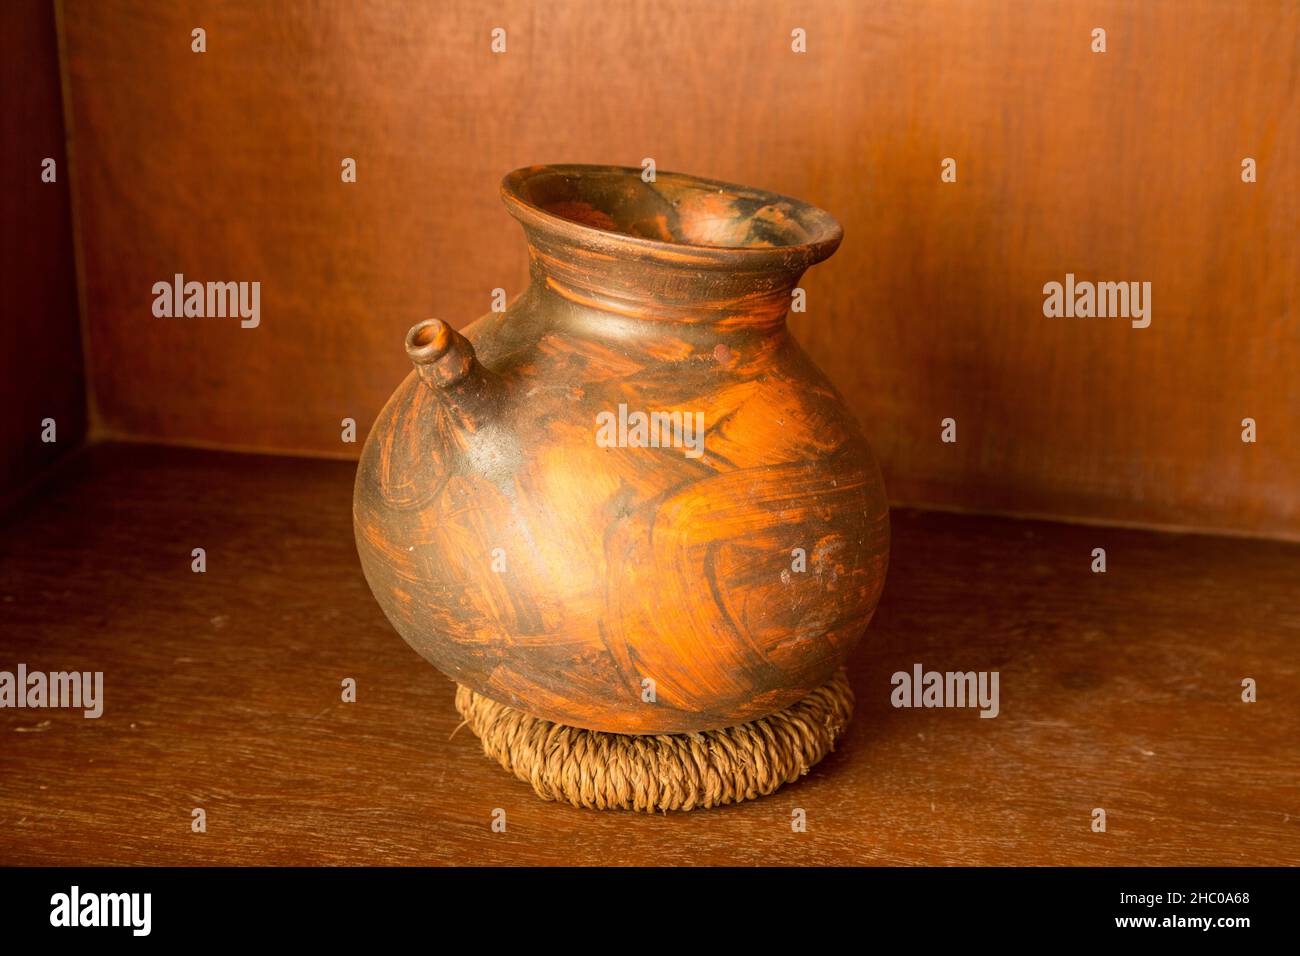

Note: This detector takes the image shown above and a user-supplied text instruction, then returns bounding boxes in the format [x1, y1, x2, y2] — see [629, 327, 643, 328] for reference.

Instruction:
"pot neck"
[520, 224, 810, 328]
[500, 164, 843, 329]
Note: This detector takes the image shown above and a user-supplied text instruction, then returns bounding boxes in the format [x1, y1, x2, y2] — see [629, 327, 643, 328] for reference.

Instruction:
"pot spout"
[404, 319, 502, 431]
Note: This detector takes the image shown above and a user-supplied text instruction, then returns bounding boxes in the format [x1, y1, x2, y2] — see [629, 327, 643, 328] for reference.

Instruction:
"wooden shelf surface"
[1, 443, 1296, 865]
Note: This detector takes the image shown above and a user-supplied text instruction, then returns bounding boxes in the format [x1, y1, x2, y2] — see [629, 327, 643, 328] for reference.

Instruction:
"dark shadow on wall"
[0, 0, 88, 511]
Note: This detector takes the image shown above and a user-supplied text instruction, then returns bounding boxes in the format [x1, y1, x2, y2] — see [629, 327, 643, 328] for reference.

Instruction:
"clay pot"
[354, 164, 888, 734]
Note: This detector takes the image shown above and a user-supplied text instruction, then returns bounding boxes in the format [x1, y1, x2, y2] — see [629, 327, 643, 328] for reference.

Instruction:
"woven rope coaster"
[454, 668, 854, 812]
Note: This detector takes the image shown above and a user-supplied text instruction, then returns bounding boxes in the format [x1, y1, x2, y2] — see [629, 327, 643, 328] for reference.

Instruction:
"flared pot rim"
[500, 163, 843, 272]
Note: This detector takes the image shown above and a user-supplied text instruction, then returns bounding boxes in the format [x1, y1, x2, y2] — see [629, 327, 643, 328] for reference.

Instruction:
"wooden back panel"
[56, 0, 1300, 537]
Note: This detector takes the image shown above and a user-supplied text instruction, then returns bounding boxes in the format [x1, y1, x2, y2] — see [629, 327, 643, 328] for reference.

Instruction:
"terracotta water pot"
[354, 164, 889, 734]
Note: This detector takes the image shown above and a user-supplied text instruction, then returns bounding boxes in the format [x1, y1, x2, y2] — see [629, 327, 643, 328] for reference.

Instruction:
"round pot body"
[354, 164, 889, 733]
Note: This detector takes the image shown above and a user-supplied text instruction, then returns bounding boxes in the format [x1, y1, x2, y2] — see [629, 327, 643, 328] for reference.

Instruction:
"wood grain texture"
[354, 165, 889, 733]
[55, 0, 1300, 538]
[1, 0, 86, 505]
[1, 444, 1295, 865]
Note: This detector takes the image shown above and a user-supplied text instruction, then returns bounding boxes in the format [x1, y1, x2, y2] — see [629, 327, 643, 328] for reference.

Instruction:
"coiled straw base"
[453, 669, 854, 812]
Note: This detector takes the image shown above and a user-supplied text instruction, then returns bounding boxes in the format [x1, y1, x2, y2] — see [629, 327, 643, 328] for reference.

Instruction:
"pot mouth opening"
[500, 164, 843, 267]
